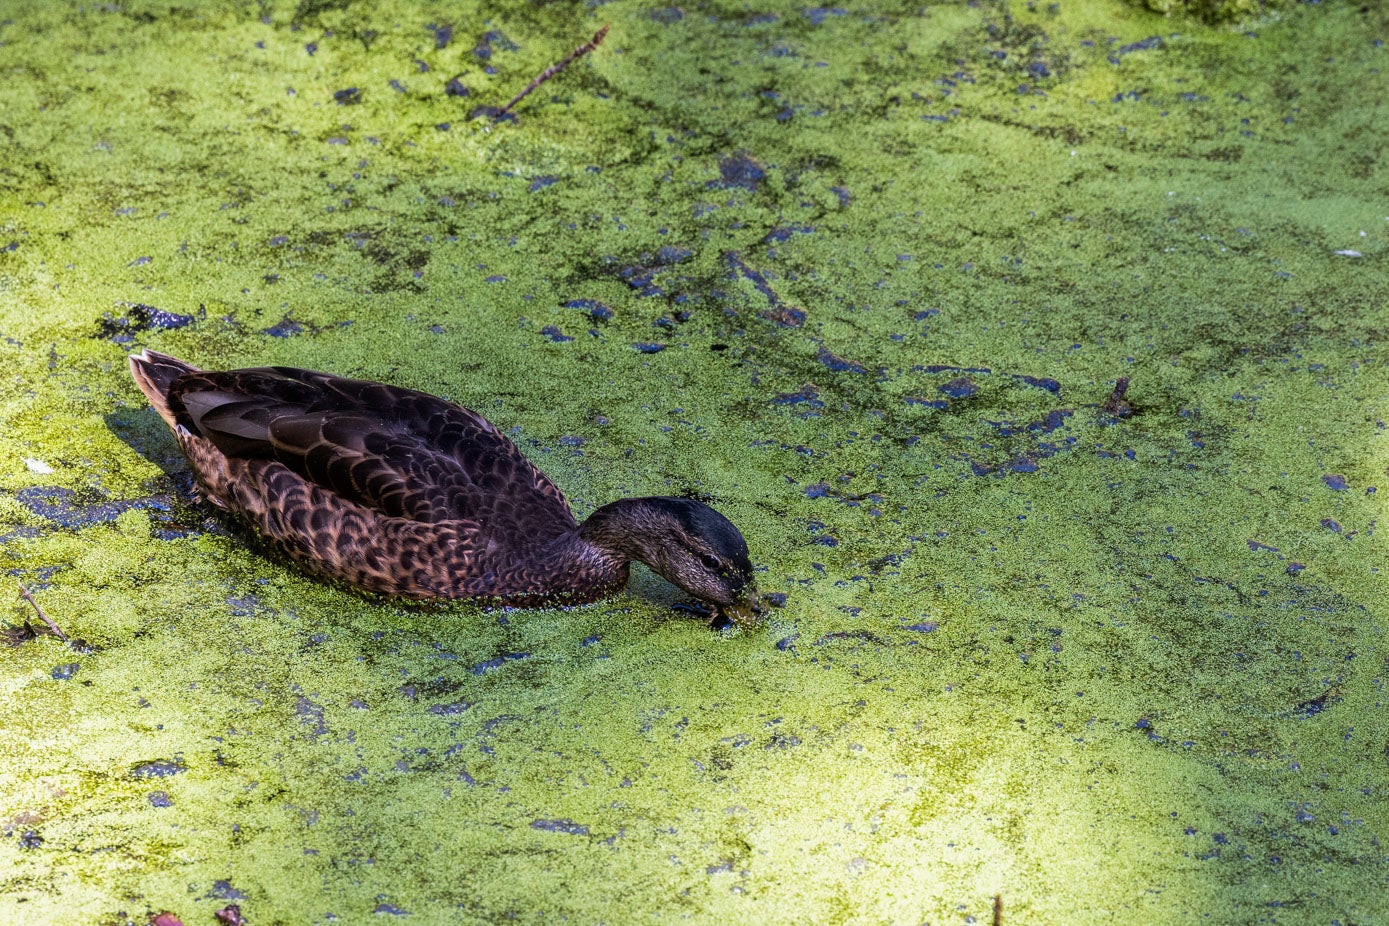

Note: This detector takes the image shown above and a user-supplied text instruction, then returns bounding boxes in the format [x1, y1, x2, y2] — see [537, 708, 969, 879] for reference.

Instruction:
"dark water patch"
[531, 818, 588, 836]
[480, 29, 518, 55]
[919, 364, 992, 376]
[529, 176, 559, 192]
[937, 377, 978, 398]
[712, 152, 765, 191]
[765, 732, 802, 749]
[226, 594, 268, 618]
[540, 325, 572, 343]
[428, 699, 472, 716]
[131, 759, 186, 779]
[1013, 374, 1061, 394]
[445, 75, 469, 97]
[95, 302, 196, 342]
[657, 245, 693, 264]
[374, 902, 411, 915]
[814, 630, 890, 647]
[1293, 691, 1336, 719]
[725, 252, 805, 326]
[468, 105, 517, 123]
[904, 397, 949, 409]
[430, 23, 453, 50]
[963, 448, 1066, 476]
[1322, 474, 1348, 491]
[203, 880, 246, 901]
[469, 652, 531, 674]
[564, 298, 614, 319]
[771, 384, 823, 410]
[18, 486, 148, 528]
[398, 678, 464, 700]
[817, 344, 867, 374]
[295, 695, 328, 737]
[333, 87, 361, 105]
[904, 621, 938, 633]
[262, 315, 304, 338]
[763, 224, 815, 244]
[991, 409, 1072, 437]
[1116, 35, 1163, 57]
[147, 791, 172, 807]
[51, 662, 80, 680]
[615, 245, 694, 297]
[672, 600, 715, 620]
[803, 7, 846, 26]
[633, 342, 666, 353]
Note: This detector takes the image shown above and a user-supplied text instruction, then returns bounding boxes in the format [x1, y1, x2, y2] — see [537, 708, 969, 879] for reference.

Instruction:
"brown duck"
[129, 350, 759, 626]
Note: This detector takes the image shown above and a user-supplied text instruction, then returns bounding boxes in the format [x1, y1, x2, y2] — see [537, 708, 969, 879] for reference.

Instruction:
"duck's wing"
[167, 366, 578, 543]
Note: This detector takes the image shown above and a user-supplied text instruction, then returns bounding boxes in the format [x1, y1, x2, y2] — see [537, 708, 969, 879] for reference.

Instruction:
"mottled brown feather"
[128, 350, 758, 619]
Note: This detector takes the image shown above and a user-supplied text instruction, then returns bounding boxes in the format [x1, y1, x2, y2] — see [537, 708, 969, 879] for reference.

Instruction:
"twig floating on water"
[18, 583, 67, 643]
[486, 24, 610, 120]
[1102, 376, 1134, 418]
[993, 894, 1003, 926]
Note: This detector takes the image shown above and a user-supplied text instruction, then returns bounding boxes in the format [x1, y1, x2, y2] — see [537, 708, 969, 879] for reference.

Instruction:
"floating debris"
[1102, 377, 1134, 418]
[478, 24, 608, 121]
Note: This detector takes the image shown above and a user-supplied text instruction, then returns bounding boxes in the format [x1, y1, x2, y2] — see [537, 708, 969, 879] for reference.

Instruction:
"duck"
[128, 350, 760, 627]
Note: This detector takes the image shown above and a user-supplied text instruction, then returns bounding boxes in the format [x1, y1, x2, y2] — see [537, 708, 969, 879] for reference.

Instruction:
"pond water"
[0, 1, 1386, 923]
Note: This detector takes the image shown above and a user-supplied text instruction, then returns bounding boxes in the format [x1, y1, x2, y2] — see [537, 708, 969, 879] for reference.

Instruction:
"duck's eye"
[698, 553, 721, 570]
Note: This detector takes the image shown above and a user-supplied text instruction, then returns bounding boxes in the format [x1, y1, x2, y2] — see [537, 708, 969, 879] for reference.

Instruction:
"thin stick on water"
[993, 894, 1003, 926]
[18, 583, 67, 643]
[495, 24, 610, 118]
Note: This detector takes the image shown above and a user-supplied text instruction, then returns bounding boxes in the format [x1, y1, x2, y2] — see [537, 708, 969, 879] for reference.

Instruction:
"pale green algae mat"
[0, 0, 1387, 922]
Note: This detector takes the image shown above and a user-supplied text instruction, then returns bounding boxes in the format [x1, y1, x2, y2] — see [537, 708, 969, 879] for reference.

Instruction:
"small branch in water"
[993, 894, 1003, 926]
[1102, 376, 1134, 418]
[478, 24, 610, 120]
[18, 583, 68, 643]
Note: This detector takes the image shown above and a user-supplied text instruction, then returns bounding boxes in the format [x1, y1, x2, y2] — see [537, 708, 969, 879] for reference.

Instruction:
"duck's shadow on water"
[9, 410, 218, 538]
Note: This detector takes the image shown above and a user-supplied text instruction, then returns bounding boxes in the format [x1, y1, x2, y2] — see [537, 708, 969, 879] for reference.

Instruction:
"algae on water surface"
[2, 0, 1388, 923]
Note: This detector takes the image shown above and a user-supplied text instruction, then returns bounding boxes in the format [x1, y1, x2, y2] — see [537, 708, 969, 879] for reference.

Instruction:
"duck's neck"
[444, 499, 660, 606]
[577, 497, 667, 566]
[460, 520, 631, 607]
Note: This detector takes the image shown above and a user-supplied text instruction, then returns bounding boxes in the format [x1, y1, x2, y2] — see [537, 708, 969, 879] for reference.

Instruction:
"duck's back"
[130, 351, 579, 596]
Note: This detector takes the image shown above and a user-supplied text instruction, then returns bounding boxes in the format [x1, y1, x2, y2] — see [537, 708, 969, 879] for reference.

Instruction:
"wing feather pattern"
[168, 366, 576, 546]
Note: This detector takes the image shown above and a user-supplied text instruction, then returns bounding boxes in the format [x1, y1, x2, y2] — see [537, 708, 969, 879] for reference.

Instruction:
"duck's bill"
[718, 594, 762, 629]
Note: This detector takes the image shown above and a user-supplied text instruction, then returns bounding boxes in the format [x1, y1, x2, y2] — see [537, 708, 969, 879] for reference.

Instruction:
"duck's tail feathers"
[129, 349, 200, 429]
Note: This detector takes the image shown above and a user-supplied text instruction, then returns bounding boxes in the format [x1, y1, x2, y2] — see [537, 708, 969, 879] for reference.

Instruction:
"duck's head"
[581, 496, 760, 627]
